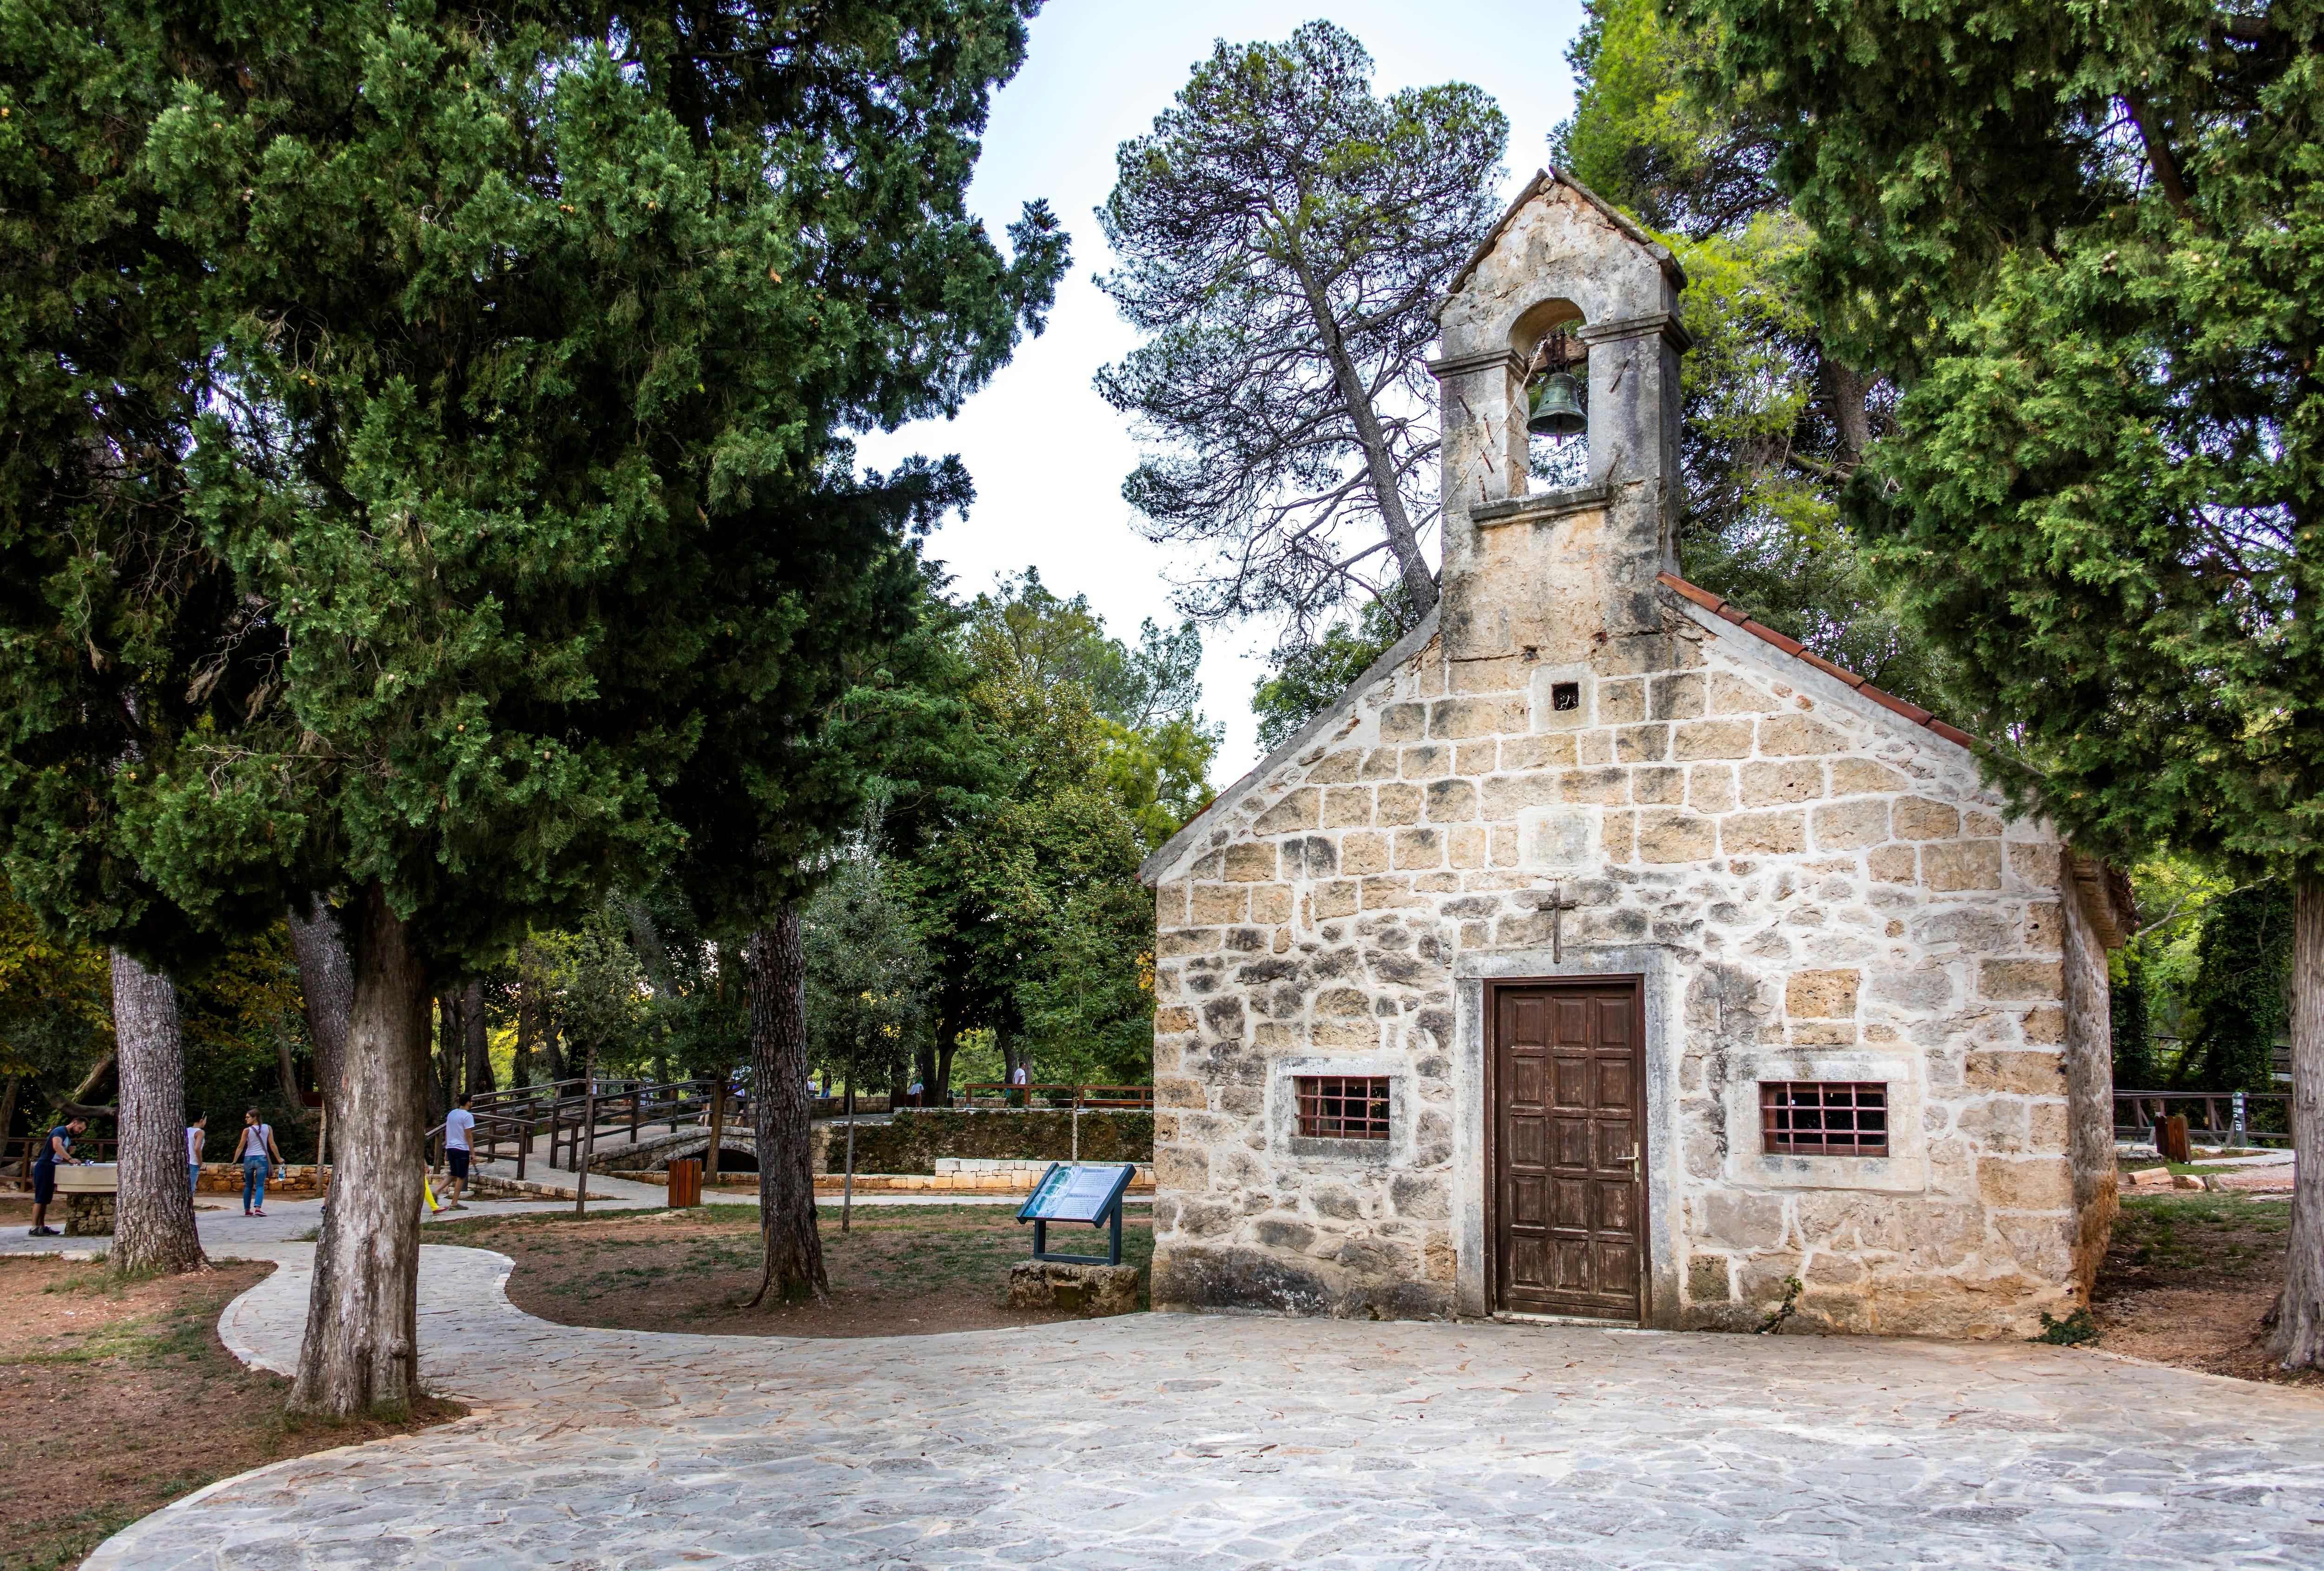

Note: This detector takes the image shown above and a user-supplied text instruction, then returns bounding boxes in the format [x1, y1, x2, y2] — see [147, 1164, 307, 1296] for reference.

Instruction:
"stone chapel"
[1138, 170, 2132, 1337]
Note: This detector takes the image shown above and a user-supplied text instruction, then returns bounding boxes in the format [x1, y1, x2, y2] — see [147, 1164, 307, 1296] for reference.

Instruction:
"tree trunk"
[285, 895, 352, 1113]
[108, 950, 205, 1275]
[2270, 873, 2324, 1367]
[705, 1062, 728, 1182]
[288, 882, 431, 1417]
[1294, 262, 1438, 616]
[0, 1076, 19, 1174]
[432, 994, 459, 1116]
[1816, 354, 1876, 472]
[461, 979, 491, 1094]
[514, 961, 536, 1087]
[746, 904, 825, 1304]
[273, 1032, 311, 1125]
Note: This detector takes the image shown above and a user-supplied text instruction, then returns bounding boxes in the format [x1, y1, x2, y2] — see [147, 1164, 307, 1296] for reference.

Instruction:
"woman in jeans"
[234, 1109, 282, 1216]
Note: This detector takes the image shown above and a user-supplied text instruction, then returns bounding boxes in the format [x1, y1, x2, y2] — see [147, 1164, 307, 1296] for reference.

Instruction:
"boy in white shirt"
[442, 1094, 476, 1209]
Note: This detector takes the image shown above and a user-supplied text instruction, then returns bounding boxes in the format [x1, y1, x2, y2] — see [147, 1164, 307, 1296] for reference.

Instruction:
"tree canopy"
[1674, 0, 2324, 1364]
[1096, 20, 1505, 646]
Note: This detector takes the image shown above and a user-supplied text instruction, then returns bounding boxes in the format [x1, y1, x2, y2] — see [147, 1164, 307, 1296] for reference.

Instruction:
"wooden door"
[1493, 979, 1645, 1319]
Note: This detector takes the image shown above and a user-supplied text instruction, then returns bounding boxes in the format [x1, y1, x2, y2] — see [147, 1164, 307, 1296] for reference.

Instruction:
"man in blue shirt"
[28, 1116, 88, 1237]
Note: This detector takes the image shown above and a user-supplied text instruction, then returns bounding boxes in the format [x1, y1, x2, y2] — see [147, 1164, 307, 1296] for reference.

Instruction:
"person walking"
[233, 1109, 282, 1216]
[440, 1093, 475, 1210]
[186, 1113, 207, 1199]
[26, 1116, 88, 1237]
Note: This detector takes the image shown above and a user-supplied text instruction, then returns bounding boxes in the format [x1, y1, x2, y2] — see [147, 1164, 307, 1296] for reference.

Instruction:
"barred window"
[1296, 1076, 1391, 1140]
[1761, 1081, 1888, 1157]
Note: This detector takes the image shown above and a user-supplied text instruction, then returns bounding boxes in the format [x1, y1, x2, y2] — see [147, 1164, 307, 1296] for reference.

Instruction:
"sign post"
[1016, 1162, 1136, 1266]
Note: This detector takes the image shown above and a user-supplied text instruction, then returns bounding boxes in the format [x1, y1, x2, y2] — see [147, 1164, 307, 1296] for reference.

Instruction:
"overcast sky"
[854, 0, 1589, 782]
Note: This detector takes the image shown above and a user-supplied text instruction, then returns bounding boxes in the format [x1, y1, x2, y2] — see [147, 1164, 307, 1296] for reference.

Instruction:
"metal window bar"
[1296, 1075, 1392, 1140]
[1761, 1081, 1889, 1157]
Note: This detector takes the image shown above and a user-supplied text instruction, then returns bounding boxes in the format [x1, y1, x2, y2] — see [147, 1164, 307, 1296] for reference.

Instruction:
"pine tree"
[1096, 21, 1506, 641]
[1677, 0, 2324, 1363]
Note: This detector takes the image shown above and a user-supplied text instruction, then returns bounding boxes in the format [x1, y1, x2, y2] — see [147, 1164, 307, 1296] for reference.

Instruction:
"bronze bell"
[1527, 371, 1586, 440]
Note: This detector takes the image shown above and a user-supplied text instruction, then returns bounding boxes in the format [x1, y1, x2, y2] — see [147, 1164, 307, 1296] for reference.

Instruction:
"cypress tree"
[2182, 883, 2295, 1097]
[4, 1, 1062, 1410]
[1677, 0, 2324, 1366]
[2112, 948, 2158, 1093]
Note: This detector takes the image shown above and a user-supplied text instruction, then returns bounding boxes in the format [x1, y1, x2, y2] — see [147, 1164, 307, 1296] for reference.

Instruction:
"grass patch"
[2111, 1193, 2290, 1276]
[0, 1257, 459, 1571]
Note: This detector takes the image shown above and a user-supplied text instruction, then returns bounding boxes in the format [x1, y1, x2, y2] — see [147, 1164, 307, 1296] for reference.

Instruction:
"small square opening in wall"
[1761, 1081, 1888, 1157]
[1296, 1075, 1391, 1140]
[1550, 681, 1581, 712]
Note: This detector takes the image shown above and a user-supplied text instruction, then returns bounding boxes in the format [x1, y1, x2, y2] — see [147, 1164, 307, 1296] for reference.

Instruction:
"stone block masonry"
[1139, 168, 2122, 1339]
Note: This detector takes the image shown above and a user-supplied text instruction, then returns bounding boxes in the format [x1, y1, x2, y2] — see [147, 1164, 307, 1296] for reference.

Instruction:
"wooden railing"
[957, 1083, 1154, 1111]
[2115, 1089, 2290, 1147]
[432, 1075, 728, 1179]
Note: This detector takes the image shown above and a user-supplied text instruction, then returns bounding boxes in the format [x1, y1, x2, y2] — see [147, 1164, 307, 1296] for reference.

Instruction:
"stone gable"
[1141, 169, 2119, 1337]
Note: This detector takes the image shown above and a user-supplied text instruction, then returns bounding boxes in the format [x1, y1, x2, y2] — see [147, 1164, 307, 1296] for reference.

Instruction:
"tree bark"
[1293, 261, 1438, 616]
[285, 895, 352, 1113]
[273, 1032, 310, 1123]
[461, 979, 491, 1094]
[288, 882, 432, 1417]
[1816, 354, 1875, 472]
[108, 950, 205, 1275]
[513, 961, 536, 1087]
[431, 993, 458, 1117]
[705, 1061, 729, 1182]
[2270, 873, 2324, 1367]
[746, 904, 825, 1304]
[0, 1077, 20, 1174]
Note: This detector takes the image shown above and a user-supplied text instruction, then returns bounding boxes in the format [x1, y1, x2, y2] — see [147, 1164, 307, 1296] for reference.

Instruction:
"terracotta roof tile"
[1656, 571, 1976, 753]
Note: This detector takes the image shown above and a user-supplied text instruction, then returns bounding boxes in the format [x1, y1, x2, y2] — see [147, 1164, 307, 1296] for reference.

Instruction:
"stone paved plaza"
[69, 1237, 2324, 1570]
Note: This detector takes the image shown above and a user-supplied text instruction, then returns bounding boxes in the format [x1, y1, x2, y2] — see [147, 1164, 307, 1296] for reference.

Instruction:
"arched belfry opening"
[1426, 170, 1694, 661]
[1520, 320, 1590, 492]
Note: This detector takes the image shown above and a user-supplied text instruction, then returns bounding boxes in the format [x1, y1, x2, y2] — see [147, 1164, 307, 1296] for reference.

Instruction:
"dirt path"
[2093, 1192, 2324, 1388]
[0, 1256, 456, 1571]
[426, 1201, 1154, 1337]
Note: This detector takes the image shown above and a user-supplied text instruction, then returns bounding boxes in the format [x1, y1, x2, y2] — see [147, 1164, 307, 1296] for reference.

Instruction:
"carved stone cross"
[1525, 882, 1580, 962]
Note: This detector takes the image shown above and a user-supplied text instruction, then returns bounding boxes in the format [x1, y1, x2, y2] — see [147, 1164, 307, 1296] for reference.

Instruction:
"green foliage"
[839, 1108, 1153, 1175]
[2180, 881, 2293, 1094]
[1553, 0, 1940, 711]
[1096, 20, 1506, 638]
[524, 901, 647, 1077]
[3, 3, 1069, 999]
[1676, 0, 2324, 883]
[1551, 0, 1782, 237]
[2031, 1307, 2100, 1346]
[2112, 947, 2158, 1090]
[888, 571, 1211, 1088]
[1755, 1273, 1804, 1332]
[1250, 589, 1419, 753]
[802, 807, 932, 1094]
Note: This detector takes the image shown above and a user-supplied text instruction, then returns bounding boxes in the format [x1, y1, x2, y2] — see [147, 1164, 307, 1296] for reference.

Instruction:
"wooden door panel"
[1552, 1057, 1588, 1108]
[1495, 978, 1645, 1320]
[1513, 1058, 1544, 1106]
[1596, 1060, 1632, 1110]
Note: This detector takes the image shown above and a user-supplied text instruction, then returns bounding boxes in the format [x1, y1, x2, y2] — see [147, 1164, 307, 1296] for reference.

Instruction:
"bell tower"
[1426, 171, 1690, 681]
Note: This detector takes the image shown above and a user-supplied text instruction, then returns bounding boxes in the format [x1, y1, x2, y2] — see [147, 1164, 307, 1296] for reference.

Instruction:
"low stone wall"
[196, 1163, 329, 1196]
[820, 1110, 1154, 1176]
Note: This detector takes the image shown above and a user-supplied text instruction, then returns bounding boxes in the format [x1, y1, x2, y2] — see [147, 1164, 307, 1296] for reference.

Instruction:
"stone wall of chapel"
[1149, 583, 2093, 1336]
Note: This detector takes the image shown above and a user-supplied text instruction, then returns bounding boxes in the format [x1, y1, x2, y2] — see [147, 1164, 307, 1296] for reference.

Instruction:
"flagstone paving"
[79, 1240, 2324, 1570]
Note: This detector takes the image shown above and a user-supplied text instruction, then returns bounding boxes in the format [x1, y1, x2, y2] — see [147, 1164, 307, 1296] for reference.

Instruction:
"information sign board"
[1019, 1162, 1133, 1224]
[1017, 1162, 1136, 1265]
